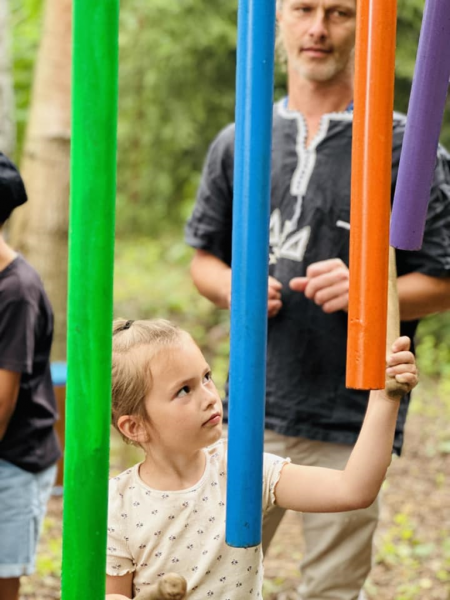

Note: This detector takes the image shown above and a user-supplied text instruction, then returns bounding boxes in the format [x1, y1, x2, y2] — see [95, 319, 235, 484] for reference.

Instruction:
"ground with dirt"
[20, 381, 449, 600]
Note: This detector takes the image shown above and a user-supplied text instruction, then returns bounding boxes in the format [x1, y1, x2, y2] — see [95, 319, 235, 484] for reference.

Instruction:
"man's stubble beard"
[290, 47, 355, 84]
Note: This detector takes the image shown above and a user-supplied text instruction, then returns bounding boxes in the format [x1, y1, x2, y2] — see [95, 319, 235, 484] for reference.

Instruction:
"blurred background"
[4, 0, 450, 384]
[2, 0, 449, 598]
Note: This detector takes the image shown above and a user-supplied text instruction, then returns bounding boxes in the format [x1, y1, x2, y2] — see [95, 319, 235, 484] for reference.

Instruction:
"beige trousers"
[263, 430, 380, 600]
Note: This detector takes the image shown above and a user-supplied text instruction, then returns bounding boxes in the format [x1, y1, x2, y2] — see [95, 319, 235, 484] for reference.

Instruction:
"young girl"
[106, 318, 418, 600]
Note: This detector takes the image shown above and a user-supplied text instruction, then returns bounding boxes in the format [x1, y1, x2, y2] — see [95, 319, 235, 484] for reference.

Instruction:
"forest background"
[2, 0, 450, 598]
[6, 0, 450, 370]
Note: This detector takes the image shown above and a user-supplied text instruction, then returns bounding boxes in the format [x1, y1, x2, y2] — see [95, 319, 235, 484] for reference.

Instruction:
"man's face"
[277, 0, 356, 83]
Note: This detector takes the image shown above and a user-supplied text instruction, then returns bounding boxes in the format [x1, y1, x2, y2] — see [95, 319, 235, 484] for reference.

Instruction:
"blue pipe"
[226, 0, 276, 548]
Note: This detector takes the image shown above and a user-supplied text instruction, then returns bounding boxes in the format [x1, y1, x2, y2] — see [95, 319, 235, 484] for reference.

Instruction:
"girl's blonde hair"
[111, 318, 188, 445]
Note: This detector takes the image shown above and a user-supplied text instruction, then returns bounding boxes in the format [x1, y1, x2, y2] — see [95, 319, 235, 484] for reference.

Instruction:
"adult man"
[0, 153, 61, 600]
[185, 1, 450, 598]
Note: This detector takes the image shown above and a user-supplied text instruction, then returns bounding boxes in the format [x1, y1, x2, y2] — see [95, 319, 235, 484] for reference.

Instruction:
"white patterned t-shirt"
[106, 440, 290, 599]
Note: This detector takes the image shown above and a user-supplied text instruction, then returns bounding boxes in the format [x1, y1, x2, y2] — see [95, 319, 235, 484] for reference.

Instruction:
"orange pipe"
[346, 0, 397, 390]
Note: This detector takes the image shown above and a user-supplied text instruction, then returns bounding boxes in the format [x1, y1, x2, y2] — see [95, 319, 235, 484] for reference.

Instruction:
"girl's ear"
[117, 415, 149, 444]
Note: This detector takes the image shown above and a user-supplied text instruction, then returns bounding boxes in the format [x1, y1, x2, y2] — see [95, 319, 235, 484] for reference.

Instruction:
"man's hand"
[289, 258, 349, 313]
[385, 336, 418, 399]
[268, 276, 283, 317]
[227, 276, 282, 317]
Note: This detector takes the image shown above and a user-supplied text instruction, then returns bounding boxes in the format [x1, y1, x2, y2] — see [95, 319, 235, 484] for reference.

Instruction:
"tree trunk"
[0, 0, 16, 156]
[9, 0, 72, 361]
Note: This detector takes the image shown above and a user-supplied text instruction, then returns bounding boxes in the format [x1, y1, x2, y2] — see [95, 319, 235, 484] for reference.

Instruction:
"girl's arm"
[274, 336, 418, 513]
[106, 572, 133, 600]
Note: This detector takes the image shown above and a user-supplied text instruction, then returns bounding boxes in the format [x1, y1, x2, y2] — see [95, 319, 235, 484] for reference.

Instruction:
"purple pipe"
[390, 0, 450, 250]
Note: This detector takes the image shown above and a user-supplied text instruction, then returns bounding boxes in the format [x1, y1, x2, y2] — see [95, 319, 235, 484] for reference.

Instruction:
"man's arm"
[190, 249, 283, 317]
[397, 272, 450, 321]
[190, 250, 232, 309]
[0, 369, 20, 440]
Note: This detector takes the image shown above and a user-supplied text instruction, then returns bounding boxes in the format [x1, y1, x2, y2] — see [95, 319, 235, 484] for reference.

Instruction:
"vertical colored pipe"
[61, 1, 119, 599]
[346, 0, 397, 390]
[391, 0, 450, 250]
[226, 0, 276, 547]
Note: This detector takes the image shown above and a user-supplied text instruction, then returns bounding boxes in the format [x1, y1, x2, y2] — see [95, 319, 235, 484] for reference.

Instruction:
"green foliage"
[36, 535, 62, 576]
[117, 0, 238, 235]
[395, 0, 450, 147]
[35, 517, 61, 577]
[115, 0, 449, 235]
[415, 314, 450, 380]
[9, 0, 450, 366]
[10, 0, 450, 230]
[396, 0, 425, 81]
[374, 509, 450, 599]
[9, 0, 44, 163]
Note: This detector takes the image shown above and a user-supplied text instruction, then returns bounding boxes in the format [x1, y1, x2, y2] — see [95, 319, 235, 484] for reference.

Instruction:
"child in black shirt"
[0, 153, 60, 600]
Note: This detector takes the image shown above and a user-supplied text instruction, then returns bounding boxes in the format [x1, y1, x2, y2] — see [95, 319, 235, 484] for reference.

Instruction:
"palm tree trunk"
[9, 0, 72, 361]
[0, 0, 16, 156]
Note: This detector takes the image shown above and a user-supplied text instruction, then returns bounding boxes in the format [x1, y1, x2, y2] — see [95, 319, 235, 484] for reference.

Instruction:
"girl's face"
[140, 337, 223, 454]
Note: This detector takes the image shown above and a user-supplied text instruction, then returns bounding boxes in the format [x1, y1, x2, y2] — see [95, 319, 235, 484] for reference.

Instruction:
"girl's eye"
[177, 385, 190, 398]
[203, 371, 212, 384]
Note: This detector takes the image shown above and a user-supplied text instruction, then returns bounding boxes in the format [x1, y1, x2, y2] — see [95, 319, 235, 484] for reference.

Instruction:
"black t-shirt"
[185, 101, 450, 455]
[0, 255, 61, 472]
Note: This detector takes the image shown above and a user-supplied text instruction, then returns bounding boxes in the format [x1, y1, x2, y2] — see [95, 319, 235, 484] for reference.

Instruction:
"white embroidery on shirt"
[269, 101, 353, 265]
[279, 226, 311, 262]
[336, 219, 350, 230]
[269, 209, 311, 263]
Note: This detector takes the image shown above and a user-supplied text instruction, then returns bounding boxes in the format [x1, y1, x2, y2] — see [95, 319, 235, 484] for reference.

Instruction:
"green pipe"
[61, 1, 119, 599]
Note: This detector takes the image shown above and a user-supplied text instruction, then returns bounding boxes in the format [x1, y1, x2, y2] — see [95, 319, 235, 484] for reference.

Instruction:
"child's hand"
[385, 336, 418, 399]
